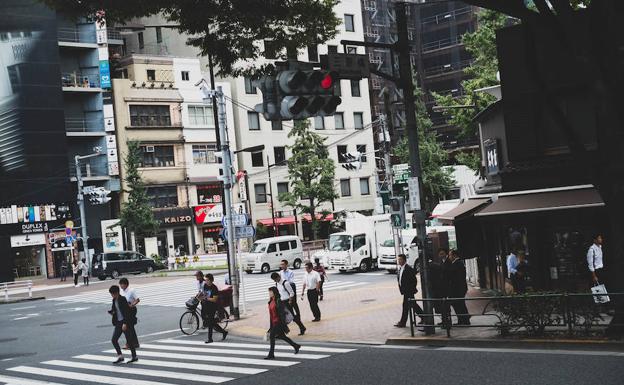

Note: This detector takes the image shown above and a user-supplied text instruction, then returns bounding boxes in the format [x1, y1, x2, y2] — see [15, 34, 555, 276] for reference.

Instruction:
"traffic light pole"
[74, 151, 102, 268]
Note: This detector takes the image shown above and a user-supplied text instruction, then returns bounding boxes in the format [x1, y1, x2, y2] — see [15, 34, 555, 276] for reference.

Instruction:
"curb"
[1, 296, 46, 305]
[385, 337, 624, 351]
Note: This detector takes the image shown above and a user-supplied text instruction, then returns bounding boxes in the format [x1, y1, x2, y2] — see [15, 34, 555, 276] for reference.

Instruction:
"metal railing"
[61, 72, 100, 88]
[57, 28, 96, 43]
[421, 6, 474, 27]
[422, 35, 464, 52]
[69, 159, 110, 178]
[106, 28, 123, 41]
[65, 117, 105, 133]
[408, 293, 624, 338]
[3, 280, 33, 302]
[424, 59, 473, 77]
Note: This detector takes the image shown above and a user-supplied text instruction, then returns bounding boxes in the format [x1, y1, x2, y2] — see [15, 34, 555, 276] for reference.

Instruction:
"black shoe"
[437, 322, 444, 326]
[222, 331, 228, 341]
[112, 357, 124, 364]
[294, 344, 301, 354]
[312, 318, 320, 322]
[128, 357, 139, 364]
[205, 339, 214, 344]
[394, 323, 406, 328]
[264, 355, 275, 360]
[417, 320, 425, 325]
[298, 327, 306, 336]
[319, 296, 323, 301]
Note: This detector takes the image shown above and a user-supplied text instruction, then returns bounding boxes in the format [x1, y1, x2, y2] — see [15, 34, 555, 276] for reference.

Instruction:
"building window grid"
[354, 112, 364, 129]
[356, 144, 367, 163]
[360, 178, 370, 195]
[277, 182, 289, 196]
[340, 179, 351, 197]
[140, 145, 175, 168]
[130, 105, 171, 127]
[334, 113, 344, 130]
[248, 112, 260, 130]
[251, 151, 264, 167]
[181, 71, 190, 81]
[350, 80, 361, 97]
[274, 147, 286, 165]
[192, 144, 218, 164]
[155, 27, 162, 43]
[337, 145, 348, 163]
[254, 183, 267, 203]
[146, 186, 178, 208]
[244, 77, 257, 94]
[314, 116, 325, 130]
[188, 105, 214, 126]
[271, 120, 283, 131]
[344, 14, 355, 32]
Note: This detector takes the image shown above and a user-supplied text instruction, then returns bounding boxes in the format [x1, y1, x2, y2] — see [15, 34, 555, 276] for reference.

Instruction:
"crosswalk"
[49, 271, 367, 308]
[0, 338, 356, 385]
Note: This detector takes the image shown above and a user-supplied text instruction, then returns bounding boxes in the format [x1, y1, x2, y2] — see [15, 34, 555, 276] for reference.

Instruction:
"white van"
[242, 236, 304, 274]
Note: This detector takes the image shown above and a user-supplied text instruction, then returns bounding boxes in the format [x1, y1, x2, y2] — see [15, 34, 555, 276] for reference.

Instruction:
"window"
[140, 145, 174, 168]
[264, 40, 278, 59]
[254, 184, 267, 203]
[251, 151, 264, 167]
[356, 144, 367, 162]
[334, 113, 344, 129]
[274, 147, 286, 165]
[340, 179, 351, 197]
[244, 77, 256, 94]
[138, 32, 144, 49]
[146, 69, 156, 81]
[360, 178, 370, 195]
[354, 112, 364, 129]
[308, 45, 318, 62]
[314, 116, 325, 130]
[350, 80, 361, 97]
[192, 144, 217, 164]
[248, 112, 260, 130]
[129, 105, 171, 126]
[289, 240, 297, 249]
[181, 71, 190, 81]
[277, 182, 289, 195]
[278, 241, 290, 251]
[335, 80, 342, 96]
[346, 46, 357, 54]
[271, 121, 283, 131]
[337, 145, 348, 163]
[353, 234, 367, 250]
[344, 14, 355, 32]
[188, 105, 214, 126]
[267, 243, 277, 253]
[328, 45, 338, 54]
[155, 27, 162, 43]
[146, 186, 178, 208]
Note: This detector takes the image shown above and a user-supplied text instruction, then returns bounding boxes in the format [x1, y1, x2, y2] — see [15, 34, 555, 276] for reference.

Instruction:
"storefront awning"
[257, 213, 335, 227]
[475, 187, 604, 217]
[431, 200, 460, 218]
[438, 198, 491, 222]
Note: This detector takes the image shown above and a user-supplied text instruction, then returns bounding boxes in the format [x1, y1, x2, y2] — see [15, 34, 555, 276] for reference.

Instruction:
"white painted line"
[7, 366, 177, 385]
[323, 282, 366, 291]
[9, 306, 36, 311]
[76, 354, 266, 375]
[139, 343, 328, 360]
[375, 345, 624, 357]
[137, 329, 181, 338]
[101, 349, 298, 367]
[42, 360, 233, 384]
[0, 374, 68, 385]
[159, 339, 355, 353]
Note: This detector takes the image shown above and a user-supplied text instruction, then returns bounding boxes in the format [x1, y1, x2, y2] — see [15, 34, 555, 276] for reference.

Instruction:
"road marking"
[7, 367, 178, 385]
[139, 343, 328, 359]
[0, 374, 69, 385]
[42, 360, 233, 384]
[159, 339, 355, 353]
[101, 349, 299, 367]
[375, 345, 624, 357]
[76, 354, 267, 375]
[137, 329, 181, 338]
[9, 306, 36, 311]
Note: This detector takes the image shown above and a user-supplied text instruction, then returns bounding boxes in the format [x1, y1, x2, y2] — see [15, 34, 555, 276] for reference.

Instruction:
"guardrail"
[408, 293, 624, 338]
[2, 280, 33, 302]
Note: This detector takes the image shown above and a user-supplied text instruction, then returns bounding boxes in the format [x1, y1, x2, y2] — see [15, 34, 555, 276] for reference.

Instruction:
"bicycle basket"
[185, 297, 199, 309]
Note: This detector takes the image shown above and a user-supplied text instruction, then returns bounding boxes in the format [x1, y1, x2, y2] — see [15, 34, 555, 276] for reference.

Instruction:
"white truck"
[316, 214, 392, 273]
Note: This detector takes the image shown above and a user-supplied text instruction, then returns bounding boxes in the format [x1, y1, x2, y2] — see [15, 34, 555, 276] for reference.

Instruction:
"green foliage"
[455, 150, 482, 174]
[42, 0, 341, 77]
[118, 141, 159, 239]
[279, 120, 337, 240]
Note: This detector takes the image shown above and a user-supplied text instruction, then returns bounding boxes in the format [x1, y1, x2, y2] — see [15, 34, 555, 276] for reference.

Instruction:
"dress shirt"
[303, 270, 321, 291]
[506, 253, 518, 278]
[276, 278, 295, 300]
[280, 269, 295, 283]
[121, 287, 138, 306]
[114, 299, 124, 322]
[587, 244, 603, 272]
[398, 264, 405, 286]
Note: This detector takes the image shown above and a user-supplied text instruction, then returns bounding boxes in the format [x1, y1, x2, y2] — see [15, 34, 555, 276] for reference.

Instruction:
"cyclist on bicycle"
[197, 272, 228, 343]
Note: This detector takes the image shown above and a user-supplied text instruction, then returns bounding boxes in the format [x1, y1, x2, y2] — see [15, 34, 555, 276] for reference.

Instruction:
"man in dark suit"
[395, 254, 424, 328]
[446, 250, 470, 325]
[108, 285, 138, 364]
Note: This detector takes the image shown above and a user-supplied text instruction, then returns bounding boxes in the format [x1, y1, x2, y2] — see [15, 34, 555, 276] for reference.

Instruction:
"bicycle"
[180, 297, 230, 335]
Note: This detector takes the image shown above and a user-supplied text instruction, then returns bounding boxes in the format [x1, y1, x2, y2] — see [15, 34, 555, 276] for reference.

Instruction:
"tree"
[278, 120, 337, 240]
[42, 0, 340, 77]
[395, 82, 455, 212]
[118, 141, 159, 248]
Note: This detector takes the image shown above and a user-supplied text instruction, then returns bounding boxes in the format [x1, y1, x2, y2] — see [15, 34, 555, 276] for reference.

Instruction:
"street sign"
[222, 213, 249, 227]
[392, 163, 410, 184]
[223, 225, 256, 240]
[322, 53, 370, 79]
[407, 177, 421, 211]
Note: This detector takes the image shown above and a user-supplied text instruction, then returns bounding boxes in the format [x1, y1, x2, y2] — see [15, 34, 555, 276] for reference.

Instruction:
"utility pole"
[75, 150, 102, 267]
[267, 155, 277, 236]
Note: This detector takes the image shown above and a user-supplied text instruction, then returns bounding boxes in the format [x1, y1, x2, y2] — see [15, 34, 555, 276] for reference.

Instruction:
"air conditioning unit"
[145, 145, 155, 153]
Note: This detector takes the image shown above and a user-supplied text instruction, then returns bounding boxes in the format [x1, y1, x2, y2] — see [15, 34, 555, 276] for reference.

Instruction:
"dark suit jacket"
[398, 264, 417, 296]
[447, 259, 468, 298]
[110, 295, 135, 326]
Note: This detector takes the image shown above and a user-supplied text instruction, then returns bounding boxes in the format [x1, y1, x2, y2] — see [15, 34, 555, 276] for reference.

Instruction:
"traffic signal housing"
[86, 187, 111, 205]
[341, 151, 362, 171]
[389, 197, 406, 229]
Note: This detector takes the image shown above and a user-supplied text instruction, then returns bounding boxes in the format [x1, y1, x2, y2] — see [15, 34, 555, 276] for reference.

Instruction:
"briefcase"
[591, 283, 610, 304]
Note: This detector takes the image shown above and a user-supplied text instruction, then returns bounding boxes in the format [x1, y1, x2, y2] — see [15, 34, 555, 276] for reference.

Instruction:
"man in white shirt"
[271, 271, 306, 335]
[119, 278, 140, 349]
[506, 251, 518, 279]
[302, 262, 322, 322]
[587, 234, 604, 284]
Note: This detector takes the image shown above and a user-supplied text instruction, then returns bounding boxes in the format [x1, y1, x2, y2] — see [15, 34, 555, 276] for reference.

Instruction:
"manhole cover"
[360, 299, 376, 303]
[0, 338, 17, 343]
[41, 321, 68, 326]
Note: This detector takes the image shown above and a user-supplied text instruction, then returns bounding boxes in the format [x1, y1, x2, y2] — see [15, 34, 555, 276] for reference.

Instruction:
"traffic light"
[255, 76, 280, 121]
[85, 187, 111, 205]
[341, 151, 362, 171]
[389, 197, 406, 229]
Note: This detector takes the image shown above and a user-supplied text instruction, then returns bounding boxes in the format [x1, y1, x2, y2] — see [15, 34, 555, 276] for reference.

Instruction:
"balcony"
[65, 117, 106, 136]
[61, 72, 101, 92]
[69, 157, 110, 181]
[57, 28, 97, 47]
[422, 35, 463, 54]
[424, 59, 473, 79]
[421, 6, 475, 28]
[106, 28, 124, 44]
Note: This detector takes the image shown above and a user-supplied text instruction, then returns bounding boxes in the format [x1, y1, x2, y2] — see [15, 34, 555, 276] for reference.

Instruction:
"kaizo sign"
[163, 215, 192, 225]
[154, 208, 194, 227]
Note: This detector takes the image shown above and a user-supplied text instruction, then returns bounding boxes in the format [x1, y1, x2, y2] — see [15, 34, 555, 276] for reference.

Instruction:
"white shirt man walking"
[119, 277, 140, 350]
[587, 234, 605, 284]
[302, 262, 322, 322]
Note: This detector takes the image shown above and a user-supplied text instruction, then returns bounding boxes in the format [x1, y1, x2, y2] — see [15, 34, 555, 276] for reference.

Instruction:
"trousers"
[112, 322, 137, 357]
[307, 289, 321, 320]
[268, 325, 297, 356]
[400, 294, 423, 325]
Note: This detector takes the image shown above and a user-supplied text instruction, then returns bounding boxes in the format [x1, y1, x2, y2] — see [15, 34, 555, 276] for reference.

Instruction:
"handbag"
[282, 306, 294, 325]
[591, 283, 610, 304]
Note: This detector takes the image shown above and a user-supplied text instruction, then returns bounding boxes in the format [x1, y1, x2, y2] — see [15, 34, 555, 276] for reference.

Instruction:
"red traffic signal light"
[320, 71, 338, 90]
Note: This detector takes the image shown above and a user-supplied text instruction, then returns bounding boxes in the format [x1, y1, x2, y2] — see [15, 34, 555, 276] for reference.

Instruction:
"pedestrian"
[279, 260, 306, 335]
[71, 259, 80, 287]
[506, 250, 518, 281]
[60, 258, 68, 282]
[271, 272, 306, 335]
[313, 258, 327, 301]
[446, 249, 470, 325]
[201, 273, 228, 343]
[430, 248, 449, 316]
[394, 254, 423, 328]
[265, 286, 301, 360]
[167, 255, 175, 271]
[587, 234, 605, 285]
[81, 258, 90, 286]
[512, 251, 529, 294]
[194, 271, 208, 328]
[108, 285, 138, 364]
[302, 262, 322, 322]
[119, 277, 140, 350]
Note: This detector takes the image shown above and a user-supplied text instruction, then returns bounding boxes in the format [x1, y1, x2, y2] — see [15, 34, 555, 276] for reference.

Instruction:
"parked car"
[92, 251, 157, 280]
[242, 236, 304, 274]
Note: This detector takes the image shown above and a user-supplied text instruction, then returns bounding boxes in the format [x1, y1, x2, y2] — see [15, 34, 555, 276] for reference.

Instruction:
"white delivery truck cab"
[318, 215, 392, 273]
[378, 229, 419, 273]
[242, 236, 303, 274]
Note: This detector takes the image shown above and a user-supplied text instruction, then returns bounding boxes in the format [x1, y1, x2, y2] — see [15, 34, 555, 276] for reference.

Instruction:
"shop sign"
[10, 233, 46, 248]
[0, 203, 71, 225]
[101, 219, 123, 253]
[20, 222, 49, 234]
[154, 208, 194, 227]
[485, 139, 500, 175]
[197, 183, 223, 205]
[195, 203, 246, 224]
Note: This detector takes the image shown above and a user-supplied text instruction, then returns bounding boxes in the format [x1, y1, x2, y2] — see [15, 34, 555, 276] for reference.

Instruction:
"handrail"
[2, 280, 33, 301]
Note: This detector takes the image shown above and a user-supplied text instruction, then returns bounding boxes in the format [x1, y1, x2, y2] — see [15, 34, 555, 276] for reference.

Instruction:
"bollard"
[28, 281, 32, 298]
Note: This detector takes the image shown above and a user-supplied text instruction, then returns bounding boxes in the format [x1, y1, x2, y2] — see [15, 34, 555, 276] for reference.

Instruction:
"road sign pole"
[75, 155, 89, 268]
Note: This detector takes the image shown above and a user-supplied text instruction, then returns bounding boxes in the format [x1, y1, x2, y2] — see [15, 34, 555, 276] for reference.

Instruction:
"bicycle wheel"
[180, 310, 200, 335]
[216, 308, 229, 330]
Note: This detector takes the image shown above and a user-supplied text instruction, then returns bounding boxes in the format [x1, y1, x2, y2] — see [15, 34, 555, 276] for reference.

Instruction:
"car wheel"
[293, 259, 302, 269]
[358, 260, 369, 273]
[98, 276, 106, 281]
[261, 264, 270, 274]
[146, 265, 154, 274]
[111, 270, 120, 279]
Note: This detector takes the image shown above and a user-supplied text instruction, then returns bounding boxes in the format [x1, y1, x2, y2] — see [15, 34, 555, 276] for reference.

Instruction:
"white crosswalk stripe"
[48, 271, 367, 308]
[2, 338, 356, 385]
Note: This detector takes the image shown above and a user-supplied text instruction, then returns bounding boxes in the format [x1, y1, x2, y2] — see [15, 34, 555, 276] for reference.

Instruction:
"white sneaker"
[74, 285, 78, 287]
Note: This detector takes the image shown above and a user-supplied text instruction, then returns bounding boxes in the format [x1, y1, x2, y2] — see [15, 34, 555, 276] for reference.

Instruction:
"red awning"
[301, 213, 334, 222]
[257, 213, 334, 227]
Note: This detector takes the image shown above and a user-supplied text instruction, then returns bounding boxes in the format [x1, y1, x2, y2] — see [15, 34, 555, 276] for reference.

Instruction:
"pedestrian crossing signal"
[389, 197, 405, 228]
